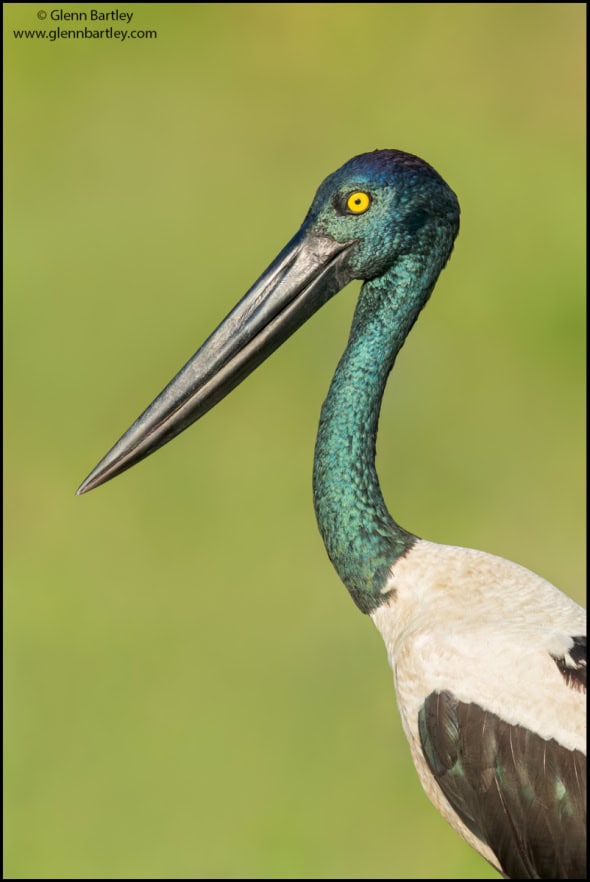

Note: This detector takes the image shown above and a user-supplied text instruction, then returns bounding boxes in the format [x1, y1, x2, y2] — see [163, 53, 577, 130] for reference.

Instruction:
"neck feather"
[313, 256, 437, 613]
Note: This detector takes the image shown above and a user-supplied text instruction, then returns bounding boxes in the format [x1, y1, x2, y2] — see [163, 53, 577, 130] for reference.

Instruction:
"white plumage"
[372, 539, 586, 875]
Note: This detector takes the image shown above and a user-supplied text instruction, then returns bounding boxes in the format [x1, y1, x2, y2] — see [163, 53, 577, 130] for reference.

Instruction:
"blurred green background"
[4, 3, 585, 879]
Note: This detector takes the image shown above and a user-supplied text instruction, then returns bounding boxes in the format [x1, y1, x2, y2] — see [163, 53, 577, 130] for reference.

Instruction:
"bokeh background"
[4, 3, 585, 878]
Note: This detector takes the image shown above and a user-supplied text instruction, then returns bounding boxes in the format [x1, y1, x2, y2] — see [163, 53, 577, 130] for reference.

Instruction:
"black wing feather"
[552, 636, 586, 693]
[418, 690, 586, 879]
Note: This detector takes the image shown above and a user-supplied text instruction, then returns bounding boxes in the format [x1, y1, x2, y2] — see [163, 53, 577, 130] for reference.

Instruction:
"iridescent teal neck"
[313, 255, 439, 613]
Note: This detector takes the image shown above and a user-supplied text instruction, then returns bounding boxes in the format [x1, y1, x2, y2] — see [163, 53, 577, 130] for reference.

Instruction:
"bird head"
[303, 150, 460, 281]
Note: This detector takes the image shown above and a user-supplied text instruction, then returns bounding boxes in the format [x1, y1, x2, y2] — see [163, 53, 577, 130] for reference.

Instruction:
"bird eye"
[346, 191, 371, 215]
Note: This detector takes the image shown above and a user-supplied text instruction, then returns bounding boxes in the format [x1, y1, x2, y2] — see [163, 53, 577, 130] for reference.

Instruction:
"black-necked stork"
[78, 150, 586, 878]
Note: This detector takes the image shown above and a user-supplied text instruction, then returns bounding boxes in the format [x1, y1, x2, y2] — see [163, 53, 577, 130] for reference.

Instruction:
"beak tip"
[76, 462, 112, 496]
[76, 475, 95, 496]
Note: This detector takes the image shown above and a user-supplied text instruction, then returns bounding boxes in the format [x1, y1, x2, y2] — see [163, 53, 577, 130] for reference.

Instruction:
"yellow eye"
[346, 191, 371, 214]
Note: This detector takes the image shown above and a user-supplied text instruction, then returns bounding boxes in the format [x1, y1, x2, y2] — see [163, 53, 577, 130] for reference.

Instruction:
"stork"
[78, 150, 586, 878]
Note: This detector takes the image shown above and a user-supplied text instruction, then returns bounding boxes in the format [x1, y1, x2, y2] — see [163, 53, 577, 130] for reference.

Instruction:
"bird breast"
[371, 539, 586, 752]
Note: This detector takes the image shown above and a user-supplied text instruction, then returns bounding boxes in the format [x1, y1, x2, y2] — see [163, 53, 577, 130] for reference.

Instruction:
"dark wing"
[552, 636, 586, 693]
[418, 690, 586, 879]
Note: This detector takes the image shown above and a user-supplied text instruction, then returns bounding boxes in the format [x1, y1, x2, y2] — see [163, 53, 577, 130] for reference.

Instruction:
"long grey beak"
[77, 230, 355, 494]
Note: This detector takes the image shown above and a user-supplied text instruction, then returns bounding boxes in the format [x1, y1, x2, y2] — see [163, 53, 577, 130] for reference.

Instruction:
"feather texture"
[372, 538, 586, 877]
[419, 690, 586, 878]
[552, 636, 587, 693]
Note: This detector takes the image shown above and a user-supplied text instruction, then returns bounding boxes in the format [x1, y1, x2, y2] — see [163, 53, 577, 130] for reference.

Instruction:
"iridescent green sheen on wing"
[418, 690, 587, 879]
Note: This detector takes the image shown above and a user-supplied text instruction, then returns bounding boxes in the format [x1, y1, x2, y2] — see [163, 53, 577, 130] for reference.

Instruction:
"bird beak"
[77, 229, 355, 494]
